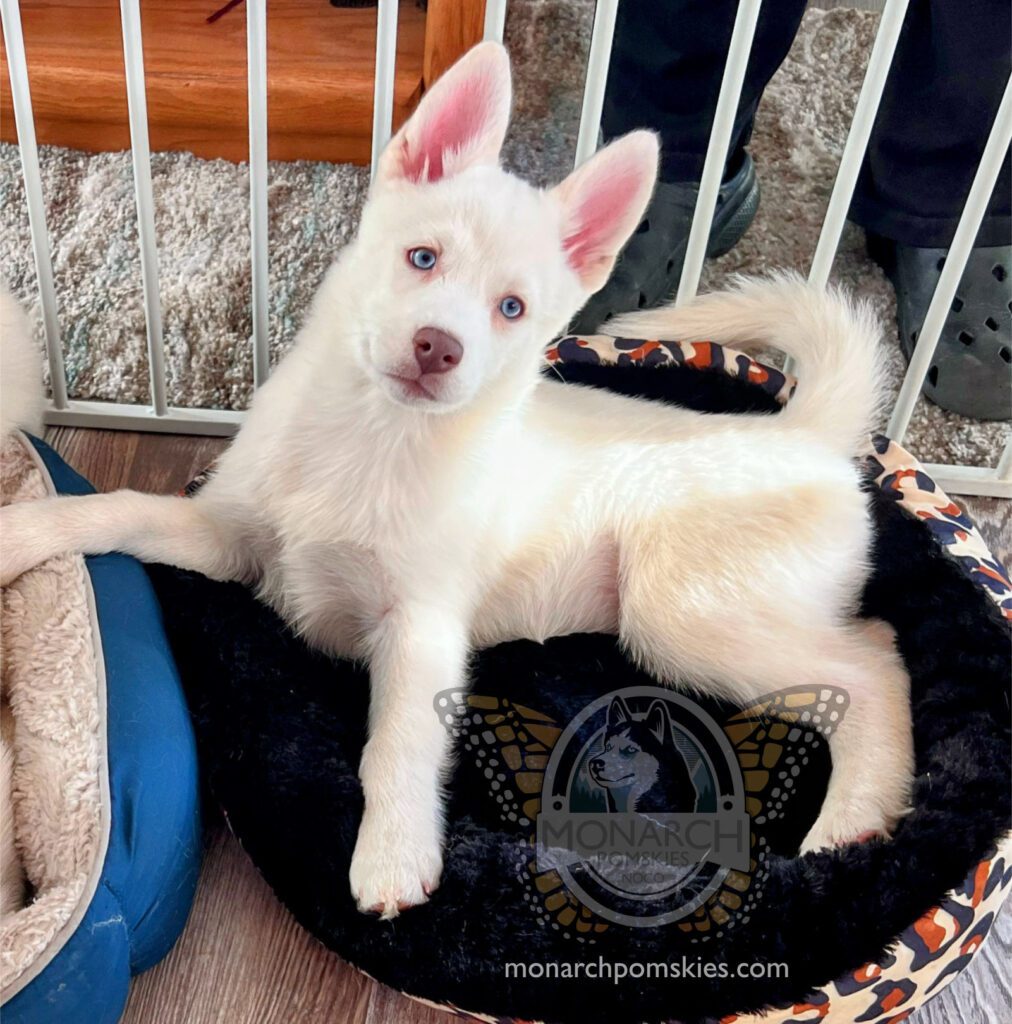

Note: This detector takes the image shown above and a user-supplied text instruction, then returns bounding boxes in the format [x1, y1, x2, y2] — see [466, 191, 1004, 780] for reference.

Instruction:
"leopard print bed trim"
[722, 839, 1012, 1024]
[545, 333, 798, 404]
[867, 435, 1012, 623]
[400, 335, 1012, 1024]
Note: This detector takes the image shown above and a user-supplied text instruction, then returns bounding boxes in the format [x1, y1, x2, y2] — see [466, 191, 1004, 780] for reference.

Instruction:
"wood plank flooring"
[44, 426, 1010, 1024]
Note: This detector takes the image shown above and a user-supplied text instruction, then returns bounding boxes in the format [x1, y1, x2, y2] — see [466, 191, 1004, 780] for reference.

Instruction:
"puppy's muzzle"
[414, 327, 463, 375]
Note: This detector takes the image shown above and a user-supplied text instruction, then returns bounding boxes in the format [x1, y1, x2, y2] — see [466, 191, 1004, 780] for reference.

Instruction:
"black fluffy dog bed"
[146, 337, 1011, 1024]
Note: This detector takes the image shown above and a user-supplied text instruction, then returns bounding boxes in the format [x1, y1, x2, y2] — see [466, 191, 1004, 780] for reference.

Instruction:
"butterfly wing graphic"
[437, 684, 850, 942]
[435, 689, 612, 938]
[676, 685, 850, 939]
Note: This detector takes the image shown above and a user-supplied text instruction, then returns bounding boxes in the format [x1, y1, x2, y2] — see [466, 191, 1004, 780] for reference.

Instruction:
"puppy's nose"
[590, 757, 605, 774]
[414, 326, 463, 375]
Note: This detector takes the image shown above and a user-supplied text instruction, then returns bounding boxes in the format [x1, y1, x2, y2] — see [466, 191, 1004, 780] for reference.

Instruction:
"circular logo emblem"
[536, 686, 749, 928]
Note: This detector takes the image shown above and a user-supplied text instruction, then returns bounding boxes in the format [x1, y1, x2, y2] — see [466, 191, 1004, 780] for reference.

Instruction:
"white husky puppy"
[0, 44, 912, 918]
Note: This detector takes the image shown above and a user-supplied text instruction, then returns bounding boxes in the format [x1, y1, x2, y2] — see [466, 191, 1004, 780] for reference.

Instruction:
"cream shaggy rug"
[0, 5, 1007, 470]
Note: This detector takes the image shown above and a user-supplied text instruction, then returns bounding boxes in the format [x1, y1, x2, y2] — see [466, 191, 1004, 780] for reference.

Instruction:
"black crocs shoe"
[869, 234, 1012, 420]
[571, 150, 760, 334]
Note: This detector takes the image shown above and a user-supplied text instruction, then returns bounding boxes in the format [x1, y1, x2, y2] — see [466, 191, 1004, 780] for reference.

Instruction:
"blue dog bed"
[0, 435, 200, 1024]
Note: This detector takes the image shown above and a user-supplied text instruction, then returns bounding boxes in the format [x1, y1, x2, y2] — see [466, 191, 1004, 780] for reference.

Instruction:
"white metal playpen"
[1, 0, 1010, 496]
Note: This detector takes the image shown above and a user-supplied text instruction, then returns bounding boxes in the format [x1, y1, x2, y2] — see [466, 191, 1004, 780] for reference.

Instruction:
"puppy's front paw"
[349, 814, 443, 919]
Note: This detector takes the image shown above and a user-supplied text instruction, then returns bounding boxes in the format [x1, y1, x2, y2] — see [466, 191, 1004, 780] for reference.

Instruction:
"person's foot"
[869, 234, 1011, 420]
[570, 150, 760, 334]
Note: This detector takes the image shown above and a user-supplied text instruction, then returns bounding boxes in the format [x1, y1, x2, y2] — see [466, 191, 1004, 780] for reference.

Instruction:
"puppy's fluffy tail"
[605, 273, 885, 455]
[0, 285, 44, 440]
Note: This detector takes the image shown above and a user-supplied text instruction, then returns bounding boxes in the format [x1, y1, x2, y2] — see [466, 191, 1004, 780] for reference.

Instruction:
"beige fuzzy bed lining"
[0, 431, 109, 1001]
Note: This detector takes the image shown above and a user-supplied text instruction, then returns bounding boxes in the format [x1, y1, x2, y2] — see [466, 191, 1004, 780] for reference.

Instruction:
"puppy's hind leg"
[0, 490, 252, 585]
[796, 620, 914, 852]
[617, 510, 913, 852]
[625, 604, 914, 849]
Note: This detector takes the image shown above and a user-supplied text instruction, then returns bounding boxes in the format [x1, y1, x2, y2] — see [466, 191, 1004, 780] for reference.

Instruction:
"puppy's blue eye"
[408, 247, 437, 270]
[499, 296, 524, 319]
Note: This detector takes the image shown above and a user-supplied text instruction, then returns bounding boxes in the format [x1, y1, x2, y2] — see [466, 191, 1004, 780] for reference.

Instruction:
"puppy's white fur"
[0, 44, 912, 918]
[1, 285, 43, 440]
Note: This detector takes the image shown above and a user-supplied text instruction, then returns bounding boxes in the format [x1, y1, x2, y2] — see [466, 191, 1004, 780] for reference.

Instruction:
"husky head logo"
[589, 695, 699, 814]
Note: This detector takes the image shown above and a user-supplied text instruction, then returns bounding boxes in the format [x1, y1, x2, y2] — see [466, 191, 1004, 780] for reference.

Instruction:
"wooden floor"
[45, 426, 1011, 1024]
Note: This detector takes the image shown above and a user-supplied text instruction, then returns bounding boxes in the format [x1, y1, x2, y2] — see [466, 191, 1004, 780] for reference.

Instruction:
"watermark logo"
[537, 687, 748, 929]
[436, 684, 847, 941]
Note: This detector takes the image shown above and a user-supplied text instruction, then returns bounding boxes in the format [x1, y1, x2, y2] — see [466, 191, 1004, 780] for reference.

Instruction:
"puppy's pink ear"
[552, 132, 659, 292]
[376, 42, 511, 186]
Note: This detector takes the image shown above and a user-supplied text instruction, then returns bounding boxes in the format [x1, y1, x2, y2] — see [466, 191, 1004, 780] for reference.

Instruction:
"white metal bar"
[675, 0, 763, 306]
[370, 0, 399, 178]
[921, 463, 1012, 500]
[996, 437, 1012, 482]
[887, 73, 1012, 443]
[573, 0, 619, 167]
[120, 0, 168, 417]
[781, 0, 910, 376]
[483, 0, 508, 43]
[1, 0, 68, 409]
[44, 399, 242, 437]
[246, 0, 270, 388]
[807, 0, 909, 291]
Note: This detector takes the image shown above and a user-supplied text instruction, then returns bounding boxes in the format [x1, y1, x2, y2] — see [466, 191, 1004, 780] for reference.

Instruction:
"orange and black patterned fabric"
[867, 435, 1012, 623]
[546, 333, 796, 404]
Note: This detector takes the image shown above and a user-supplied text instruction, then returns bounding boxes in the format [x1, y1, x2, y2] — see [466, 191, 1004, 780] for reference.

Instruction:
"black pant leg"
[601, 0, 808, 182]
[849, 0, 1011, 248]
